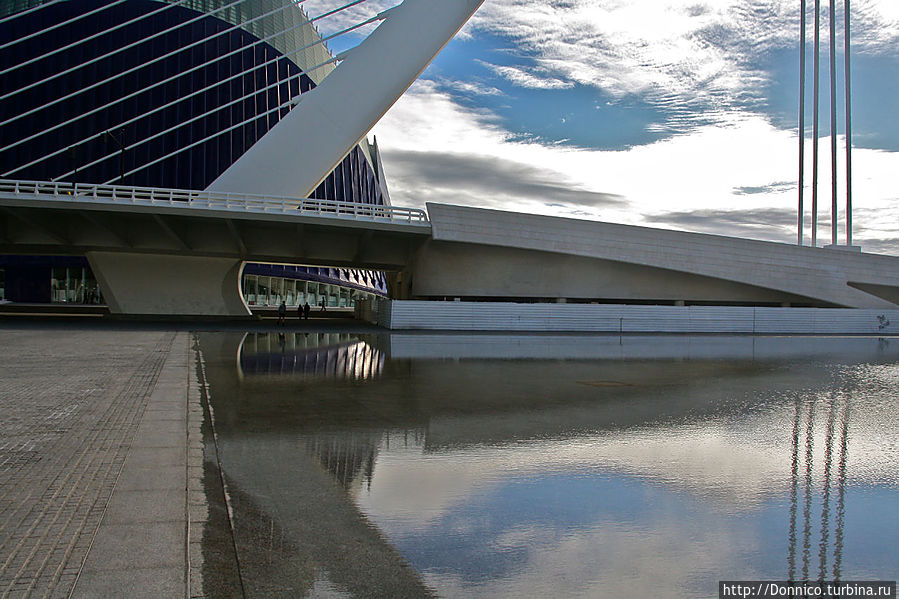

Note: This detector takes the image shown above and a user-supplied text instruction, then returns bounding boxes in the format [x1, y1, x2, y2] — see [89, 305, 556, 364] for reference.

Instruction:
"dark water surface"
[196, 332, 899, 598]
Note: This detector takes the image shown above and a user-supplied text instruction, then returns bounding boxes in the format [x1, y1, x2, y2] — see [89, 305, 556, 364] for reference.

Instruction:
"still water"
[196, 332, 899, 598]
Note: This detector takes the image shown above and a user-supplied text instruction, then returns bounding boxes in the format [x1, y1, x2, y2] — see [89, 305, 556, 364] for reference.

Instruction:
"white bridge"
[0, 178, 432, 315]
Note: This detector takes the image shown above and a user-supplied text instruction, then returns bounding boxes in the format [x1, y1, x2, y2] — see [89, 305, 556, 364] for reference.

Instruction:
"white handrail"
[0, 179, 429, 224]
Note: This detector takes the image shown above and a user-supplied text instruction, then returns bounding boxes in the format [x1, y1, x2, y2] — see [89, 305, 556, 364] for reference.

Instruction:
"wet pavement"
[0, 320, 392, 599]
[197, 331, 899, 599]
[2, 321, 898, 598]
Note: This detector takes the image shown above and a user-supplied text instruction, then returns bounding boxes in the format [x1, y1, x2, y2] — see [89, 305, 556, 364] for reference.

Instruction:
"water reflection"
[197, 333, 899, 599]
[788, 390, 852, 583]
[238, 332, 384, 380]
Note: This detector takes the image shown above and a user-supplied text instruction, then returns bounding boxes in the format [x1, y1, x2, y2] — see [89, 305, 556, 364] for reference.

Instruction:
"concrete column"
[86, 251, 250, 316]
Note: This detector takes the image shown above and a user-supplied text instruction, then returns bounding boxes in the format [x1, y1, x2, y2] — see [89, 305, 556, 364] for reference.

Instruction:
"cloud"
[644, 207, 797, 241]
[439, 79, 506, 97]
[298, 0, 396, 40]
[382, 149, 624, 211]
[733, 182, 795, 195]
[851, 0, 899, 51]
[461, 0, 899, 137]
[476, 61, 575, 90]
[373, 80, 899, 249]
[466, 0, 788, 131]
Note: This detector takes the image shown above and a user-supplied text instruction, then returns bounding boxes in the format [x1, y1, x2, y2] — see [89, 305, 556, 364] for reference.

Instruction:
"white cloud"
[477, 61, 575, 90]
[301, 0, 899, 254]
[373, 80, 899, 253]
[439, 78, 506, 97]
[468, 0, 790, 128]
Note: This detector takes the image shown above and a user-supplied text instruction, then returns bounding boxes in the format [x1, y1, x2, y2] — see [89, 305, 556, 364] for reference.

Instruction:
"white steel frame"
[209, 0, 487, 197]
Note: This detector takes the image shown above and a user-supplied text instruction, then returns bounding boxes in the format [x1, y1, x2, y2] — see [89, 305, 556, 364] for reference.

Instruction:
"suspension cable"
[0, 0, 130, 52]
[0, 0, 243, 79]
[2, 7, 382, 169]
[0, 0, 304, 124]
[104, 97, 295, 185]
[0, 0, 67, 26]
[100, 54, 346, 186]
[55, 52, 346, 183]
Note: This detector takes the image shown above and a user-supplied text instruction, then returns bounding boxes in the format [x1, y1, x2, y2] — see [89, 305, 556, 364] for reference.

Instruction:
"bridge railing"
[0, 179, 429, 224]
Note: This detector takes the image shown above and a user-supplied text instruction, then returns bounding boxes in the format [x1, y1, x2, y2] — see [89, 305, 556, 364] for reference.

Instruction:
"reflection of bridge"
[197, 331, 899, 594]
[238, 332, 385, 380]
[787, 393, 851, 583]
[196, 332, 434, 597]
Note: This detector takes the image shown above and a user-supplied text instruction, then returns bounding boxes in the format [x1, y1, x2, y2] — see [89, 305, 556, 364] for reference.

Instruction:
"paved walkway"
[0, 326, 202, 599]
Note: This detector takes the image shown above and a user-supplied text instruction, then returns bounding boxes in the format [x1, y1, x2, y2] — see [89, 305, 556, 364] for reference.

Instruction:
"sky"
[301, 0, 899, 255]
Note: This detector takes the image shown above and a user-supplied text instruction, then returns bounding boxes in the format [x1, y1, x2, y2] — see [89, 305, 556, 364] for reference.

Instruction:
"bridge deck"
[0, 179, 430, 229]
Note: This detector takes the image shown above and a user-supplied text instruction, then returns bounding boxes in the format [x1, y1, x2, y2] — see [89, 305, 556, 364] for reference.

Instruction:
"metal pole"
[829, 0, 838, 246]
[844, 0, 853, 246]
[798, 0, 807, 245]
[812, 0, 820, 247]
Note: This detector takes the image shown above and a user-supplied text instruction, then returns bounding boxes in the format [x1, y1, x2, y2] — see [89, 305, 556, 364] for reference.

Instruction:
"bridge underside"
[404, 204, 899, 310]
[0, 202, 428, 315]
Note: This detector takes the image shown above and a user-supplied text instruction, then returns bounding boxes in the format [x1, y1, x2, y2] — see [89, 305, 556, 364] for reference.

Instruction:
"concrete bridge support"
[86, 251, 249, 316]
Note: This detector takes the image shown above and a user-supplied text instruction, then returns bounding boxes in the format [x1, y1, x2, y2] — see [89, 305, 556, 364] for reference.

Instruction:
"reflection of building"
[0, 0, 388, 306]
[238, 332, 384, 380]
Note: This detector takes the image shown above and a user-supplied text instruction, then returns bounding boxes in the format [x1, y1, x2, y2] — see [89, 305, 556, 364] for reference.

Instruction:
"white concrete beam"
[207, 0, 485, 197]
[87, 251, 250, 316]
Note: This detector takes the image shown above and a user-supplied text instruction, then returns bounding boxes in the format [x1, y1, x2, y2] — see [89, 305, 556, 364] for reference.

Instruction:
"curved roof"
[2, 0, 336, 83]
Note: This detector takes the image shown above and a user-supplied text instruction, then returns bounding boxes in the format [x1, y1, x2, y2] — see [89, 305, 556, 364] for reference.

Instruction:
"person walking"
[303, 301, 311, 320]
[277, 300, 286, 326]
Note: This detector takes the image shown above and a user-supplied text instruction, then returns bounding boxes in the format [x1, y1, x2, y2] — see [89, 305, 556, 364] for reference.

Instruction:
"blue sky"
[304, 0, 899, 254]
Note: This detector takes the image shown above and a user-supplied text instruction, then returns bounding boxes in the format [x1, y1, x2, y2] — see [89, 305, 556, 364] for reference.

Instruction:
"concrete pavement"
[0, 325, 204, 598]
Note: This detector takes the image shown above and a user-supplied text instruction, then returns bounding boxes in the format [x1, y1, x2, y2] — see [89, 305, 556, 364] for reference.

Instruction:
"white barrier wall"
[375, 300, 899, 335]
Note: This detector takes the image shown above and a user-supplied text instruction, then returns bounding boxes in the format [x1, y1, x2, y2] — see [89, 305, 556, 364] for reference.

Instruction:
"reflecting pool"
[196, 332, 899, 598]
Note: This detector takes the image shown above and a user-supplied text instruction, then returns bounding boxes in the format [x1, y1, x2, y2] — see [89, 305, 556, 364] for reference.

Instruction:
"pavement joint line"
[0, 349, 159, 534]
[184, 334, 192, 599]
[68, 332, 185, 598]
[1, 330, 177, 598]
[2, 336, 173, 589]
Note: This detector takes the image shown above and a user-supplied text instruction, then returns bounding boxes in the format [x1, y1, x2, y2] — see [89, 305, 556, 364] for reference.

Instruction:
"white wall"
[379, 300, 899, 335]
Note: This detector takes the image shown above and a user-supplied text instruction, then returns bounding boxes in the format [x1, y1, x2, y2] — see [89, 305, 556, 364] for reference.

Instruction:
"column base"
[86, 252, 250, 316]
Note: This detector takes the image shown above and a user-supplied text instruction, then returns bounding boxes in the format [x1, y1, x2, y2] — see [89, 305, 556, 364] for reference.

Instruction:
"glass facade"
[0, 0, 387, 202]
[242, 262, 387, 308]
[50, 266, 103, 304]
[242, 274, 380, 309]
[0, 256, 102, 304]
[0, 0, 392, 306]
